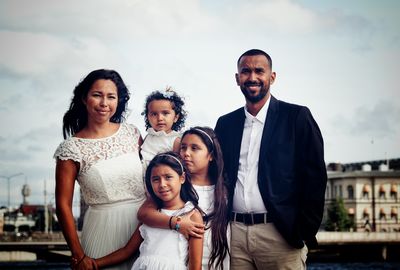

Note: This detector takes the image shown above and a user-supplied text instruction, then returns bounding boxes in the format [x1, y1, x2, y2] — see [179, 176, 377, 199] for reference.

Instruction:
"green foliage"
[325, 197, 355, 231]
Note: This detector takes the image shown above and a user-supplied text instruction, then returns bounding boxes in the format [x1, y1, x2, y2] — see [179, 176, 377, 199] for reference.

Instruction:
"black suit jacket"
[215, 96, 327, 248]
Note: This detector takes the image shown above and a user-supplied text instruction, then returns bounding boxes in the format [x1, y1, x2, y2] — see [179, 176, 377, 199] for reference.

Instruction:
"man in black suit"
[215, 49, 327, 269]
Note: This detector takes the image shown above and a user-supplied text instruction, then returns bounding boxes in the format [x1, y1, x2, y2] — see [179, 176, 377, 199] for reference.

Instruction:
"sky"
[0, 0, 399, 210]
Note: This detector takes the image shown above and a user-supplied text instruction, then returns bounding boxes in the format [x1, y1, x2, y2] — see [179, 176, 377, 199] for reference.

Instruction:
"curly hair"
[62, 69, 130, 139]
[142, 87, 187, 131]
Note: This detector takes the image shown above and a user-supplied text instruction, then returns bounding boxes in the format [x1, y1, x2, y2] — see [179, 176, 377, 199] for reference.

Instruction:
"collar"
[243, 95, 271, 124]
[147, 128, 180, 137]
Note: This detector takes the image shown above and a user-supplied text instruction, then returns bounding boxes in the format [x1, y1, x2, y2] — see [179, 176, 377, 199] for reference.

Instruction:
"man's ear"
[235, 73, 240, 86]
[270, 72, 276, 85]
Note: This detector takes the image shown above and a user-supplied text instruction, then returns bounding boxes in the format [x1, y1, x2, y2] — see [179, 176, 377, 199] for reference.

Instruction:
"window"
[339, 185, 343, 198]
[391, 207, 398, 220]
[379, 208, 386, 220]
[391, 184, 397, 200]
[363, 184, 370, 199]
[363, 208, 370, 219]
[347, 185, 354, 199]
[379, 185, 386, 199]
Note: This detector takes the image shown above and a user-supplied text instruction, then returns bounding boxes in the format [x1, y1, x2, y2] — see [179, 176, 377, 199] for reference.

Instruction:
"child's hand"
[179, 210, 205, 239]
[74, 256, 98, 270]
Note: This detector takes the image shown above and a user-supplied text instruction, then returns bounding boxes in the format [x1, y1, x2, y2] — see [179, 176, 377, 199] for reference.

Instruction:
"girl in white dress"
[54, 69, 146, 270]
[139, 127, 230, 269]
[94, 152, 204, 270]
[140, 87, 187, 168]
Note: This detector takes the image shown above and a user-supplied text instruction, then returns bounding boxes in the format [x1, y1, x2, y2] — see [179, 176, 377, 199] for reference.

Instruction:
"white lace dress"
[140, 128, 180, 169]
[132, 202, 195, 270]
[194, 185, 230, 270]
[54, 123, 146, 270]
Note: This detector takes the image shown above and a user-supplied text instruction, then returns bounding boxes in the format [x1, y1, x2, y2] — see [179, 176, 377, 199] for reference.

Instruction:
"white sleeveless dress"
[140, 128, 180, 169]
[194, 184, 230, 270]
[54, 123, 146, 270]
[132, 201, 195, 270]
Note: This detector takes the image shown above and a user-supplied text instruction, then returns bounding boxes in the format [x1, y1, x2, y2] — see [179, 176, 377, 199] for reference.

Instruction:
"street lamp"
[0, 172, 24, 209]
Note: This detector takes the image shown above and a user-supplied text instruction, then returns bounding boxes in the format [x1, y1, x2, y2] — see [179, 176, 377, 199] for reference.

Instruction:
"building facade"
[325, 165, 400, 232]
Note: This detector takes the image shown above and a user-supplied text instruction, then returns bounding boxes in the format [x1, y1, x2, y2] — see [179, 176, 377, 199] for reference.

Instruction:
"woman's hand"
[73, 256, 98, 270]
[179, 210, 205, 239]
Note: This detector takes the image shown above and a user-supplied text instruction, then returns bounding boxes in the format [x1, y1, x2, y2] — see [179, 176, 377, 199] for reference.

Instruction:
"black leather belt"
[231, 212, 271, 225]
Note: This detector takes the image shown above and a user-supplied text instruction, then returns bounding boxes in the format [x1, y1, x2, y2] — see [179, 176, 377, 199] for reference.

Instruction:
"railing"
[317, 231, 400, 244]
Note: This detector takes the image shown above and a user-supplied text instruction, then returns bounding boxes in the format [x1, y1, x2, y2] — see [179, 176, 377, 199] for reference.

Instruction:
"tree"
[325, 198, 354, 231]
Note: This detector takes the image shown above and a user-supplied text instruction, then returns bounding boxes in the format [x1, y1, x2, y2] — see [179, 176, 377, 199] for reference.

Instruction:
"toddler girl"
[141, 87, 187, 167]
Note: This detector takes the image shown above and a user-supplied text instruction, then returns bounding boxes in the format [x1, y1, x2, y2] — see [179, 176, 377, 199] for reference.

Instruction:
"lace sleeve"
[53, 139, 81, 163]
[126, 123, 141, 145]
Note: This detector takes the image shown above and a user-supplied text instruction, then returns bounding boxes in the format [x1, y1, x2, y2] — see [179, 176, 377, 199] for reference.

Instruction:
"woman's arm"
[94, 226, 143, 268]
[138, 198, 205, 239]
[55, 159, 96, 270]
[188, 210, 204, 270]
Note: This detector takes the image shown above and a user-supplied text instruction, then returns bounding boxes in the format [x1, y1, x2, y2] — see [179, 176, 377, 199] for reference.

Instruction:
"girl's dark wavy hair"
[62, 69, 130, 139]
[142, 87, 187, 131]
[181, 126, 230, 269]
[145, 152, 200, 211]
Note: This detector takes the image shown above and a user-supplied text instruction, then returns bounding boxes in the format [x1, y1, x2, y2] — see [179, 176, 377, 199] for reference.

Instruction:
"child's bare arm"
[172, 137, 181, 152]
[188, 210, 204, 270]
[138, 198, 204, 239]
[94, 225, 142, 268]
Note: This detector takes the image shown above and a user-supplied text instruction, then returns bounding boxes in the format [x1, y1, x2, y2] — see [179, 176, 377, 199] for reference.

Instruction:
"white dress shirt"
[232, 97, 271, 213]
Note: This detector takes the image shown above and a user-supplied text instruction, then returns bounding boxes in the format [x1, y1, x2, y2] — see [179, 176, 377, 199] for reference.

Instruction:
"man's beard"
[240, 82, 270, 103]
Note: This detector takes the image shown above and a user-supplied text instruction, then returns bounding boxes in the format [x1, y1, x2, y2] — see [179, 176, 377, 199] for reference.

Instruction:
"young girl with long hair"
[94, 152, 204, 270]
[138, 127, 230, 269]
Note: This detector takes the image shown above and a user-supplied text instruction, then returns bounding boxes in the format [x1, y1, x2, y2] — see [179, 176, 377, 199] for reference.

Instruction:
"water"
[1, 262, 400, 269]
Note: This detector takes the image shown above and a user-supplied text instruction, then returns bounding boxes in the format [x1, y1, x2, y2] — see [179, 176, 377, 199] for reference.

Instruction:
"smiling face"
[147, 99, 179, 133]
[180, 134, 212, 178]
[84, 79, 118, 124]
[236, 54, 276, 104]
[150, 164, 185, 209]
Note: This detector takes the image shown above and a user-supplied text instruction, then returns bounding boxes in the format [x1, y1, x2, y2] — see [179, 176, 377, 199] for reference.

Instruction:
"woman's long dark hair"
[62, 69, 130, 139]
[181, 127, 229, 269]
[145, 152, 200, 210]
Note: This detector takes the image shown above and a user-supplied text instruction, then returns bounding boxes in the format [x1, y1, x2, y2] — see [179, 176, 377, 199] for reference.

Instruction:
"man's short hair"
[237, 49, 272, 69]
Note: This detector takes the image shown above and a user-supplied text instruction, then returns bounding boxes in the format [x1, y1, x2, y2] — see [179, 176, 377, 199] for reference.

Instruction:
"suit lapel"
[230, 109, 245, 183]
[259, 96, 279, 161]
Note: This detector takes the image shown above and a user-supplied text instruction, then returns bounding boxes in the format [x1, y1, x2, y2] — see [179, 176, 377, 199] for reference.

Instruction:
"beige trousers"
[230, 222, 307, 270]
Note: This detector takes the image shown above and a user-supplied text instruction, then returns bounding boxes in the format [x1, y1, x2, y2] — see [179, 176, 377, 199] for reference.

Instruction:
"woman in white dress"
[54, 69, 146, 270]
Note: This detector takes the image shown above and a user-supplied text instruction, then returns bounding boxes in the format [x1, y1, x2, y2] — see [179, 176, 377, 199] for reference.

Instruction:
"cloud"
[0, 31, 118, 76]
[0, 0, 220, 39]
[332, 100, 400, 138]
[0, 124, 62, 207]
